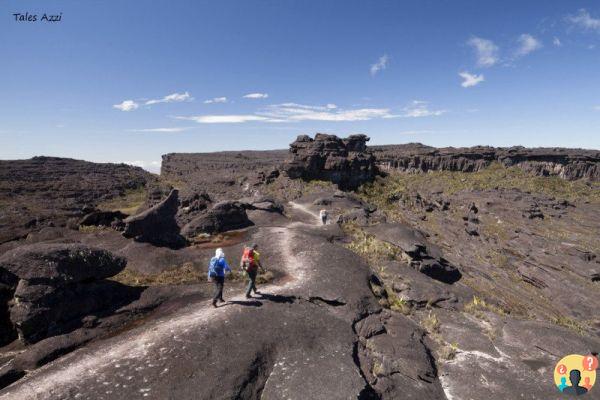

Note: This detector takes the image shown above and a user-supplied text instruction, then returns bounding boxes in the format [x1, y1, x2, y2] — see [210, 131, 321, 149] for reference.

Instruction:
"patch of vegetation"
[359, 163, 600, 219]
[97, 187, 147, 215]
[342, 223, 401, 263]
[421, 311, 441, 334]
[387, 291, 412, 315]
[438, 342, 458, 361]
[551, 314, 586, 336]
[463, 295, 508, 319]
[78, 225, 109, 233]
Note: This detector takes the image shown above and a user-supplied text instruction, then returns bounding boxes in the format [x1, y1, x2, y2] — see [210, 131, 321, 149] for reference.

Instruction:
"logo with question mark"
[554, 354, 598, 395]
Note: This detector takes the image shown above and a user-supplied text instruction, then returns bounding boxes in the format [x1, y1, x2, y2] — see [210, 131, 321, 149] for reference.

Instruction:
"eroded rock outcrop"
[372, 144, 600, 180]
[181, 200, 252, 237]
[0, 243, 126, 344]
[122, 189, 186, 248]
[284, 133, 378, 190]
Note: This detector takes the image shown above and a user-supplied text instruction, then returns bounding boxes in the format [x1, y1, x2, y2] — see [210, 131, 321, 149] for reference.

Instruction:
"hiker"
[208, 248, 231, 307]
[319, 209, 328, 225]
[241, 243, 264, 298]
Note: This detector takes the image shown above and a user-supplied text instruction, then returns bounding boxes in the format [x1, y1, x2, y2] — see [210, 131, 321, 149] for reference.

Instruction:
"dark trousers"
[245, 270, 258, 296]
[212, 276, 224, 303]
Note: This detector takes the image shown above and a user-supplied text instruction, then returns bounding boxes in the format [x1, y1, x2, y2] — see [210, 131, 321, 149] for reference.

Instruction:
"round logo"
[554, 354, 597, 396]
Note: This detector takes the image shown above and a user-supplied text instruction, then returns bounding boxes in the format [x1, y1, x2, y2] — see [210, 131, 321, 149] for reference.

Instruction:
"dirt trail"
[287, 201, 322, 225]
[0, 203, 319, 400]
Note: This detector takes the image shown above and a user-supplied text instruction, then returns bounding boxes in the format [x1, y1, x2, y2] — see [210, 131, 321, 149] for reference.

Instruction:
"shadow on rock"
[256, 293, 296, 304]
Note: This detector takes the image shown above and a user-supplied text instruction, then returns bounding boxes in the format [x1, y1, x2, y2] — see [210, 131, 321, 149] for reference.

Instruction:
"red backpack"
[241, 247, 255, 271]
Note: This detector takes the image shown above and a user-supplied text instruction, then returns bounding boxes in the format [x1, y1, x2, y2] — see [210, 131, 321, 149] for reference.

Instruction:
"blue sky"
[1, 0, 599, 172]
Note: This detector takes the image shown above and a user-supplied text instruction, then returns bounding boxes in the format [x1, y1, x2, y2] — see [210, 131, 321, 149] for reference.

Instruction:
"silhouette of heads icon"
[571, 370, 582, 386]
[563, 369, 589, 396]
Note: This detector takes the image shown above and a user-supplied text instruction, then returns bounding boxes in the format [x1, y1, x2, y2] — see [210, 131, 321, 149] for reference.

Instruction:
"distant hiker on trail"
[208, 248, 231, 308]
[319, 209, 328, 225]
[241, 243, 264, 298]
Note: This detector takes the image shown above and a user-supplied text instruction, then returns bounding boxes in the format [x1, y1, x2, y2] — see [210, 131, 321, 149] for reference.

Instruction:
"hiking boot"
[245, 294, 252, 299]
[218, 298, 225, 303]
[212, 300, 218, 308]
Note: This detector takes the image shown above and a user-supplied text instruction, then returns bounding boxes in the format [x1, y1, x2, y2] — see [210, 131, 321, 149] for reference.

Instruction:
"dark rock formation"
[372, 143, 600, 181]
[0, 243, 126, 344]
[284, 133, 378, 190]
[122, 189, 186, 248]
[365, 223, 461, 284]
[79, 210, 128, 228]
[355, 311, 446, 399]
[181, 200, 253, 237]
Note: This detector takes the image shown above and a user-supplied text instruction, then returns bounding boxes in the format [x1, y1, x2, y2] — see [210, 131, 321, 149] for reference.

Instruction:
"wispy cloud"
[204, 97, 228, 104]
[113, 100, 139, 112]
[553, 37, 562, 47]
[401, 101, 446, 118]
[467, 37, 499, 68]
[459, 71, 485, 88]
[243, 93, 269, 99]
[370, 54, 389, 76]
[567, 9, 600, 32]
[594, 105, 600, 111]
[260, 103, 393, 121]
[145, 92, 193, 106]
[175, 102, 400, 123]
[176, 115, 271, 124]
[515, 34, 542, 57]
[129, 127, 190, 133]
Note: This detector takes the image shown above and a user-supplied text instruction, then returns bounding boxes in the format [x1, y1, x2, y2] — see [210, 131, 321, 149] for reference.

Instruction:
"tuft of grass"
[438, 342, 459, 361]
[421, 311, 441, 334]
[372, 361, 385, 377]
[463, 295, 508, 319]
[387, 291, 412, 315]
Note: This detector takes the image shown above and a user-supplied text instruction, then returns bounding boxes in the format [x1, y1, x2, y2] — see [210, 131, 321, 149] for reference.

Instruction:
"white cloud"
[176, 115, 271, 124]
[122, 160, 161, 173]
[204, 97, 228, 104]
[568, 9, 600, 31]
[370, 54, 389, 76]
[113, 100, 139, 112]
[459, 71, 485, 88]
[401, 101, 446, 118]
[259, 103, 393, 122]
[243, 93, 269, 99]
[515, 34, 542, 57]
[145, 92, 193, 106]
[553, 37, 562, 47]
[176, 102, 398, 123]
[130, 127, 189, 133]
[467, 37, 499, 68]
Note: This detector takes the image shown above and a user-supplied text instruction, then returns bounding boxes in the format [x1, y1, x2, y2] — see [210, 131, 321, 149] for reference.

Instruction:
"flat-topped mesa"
[371, 143, 600, 181]
[284, 133, 378, 190]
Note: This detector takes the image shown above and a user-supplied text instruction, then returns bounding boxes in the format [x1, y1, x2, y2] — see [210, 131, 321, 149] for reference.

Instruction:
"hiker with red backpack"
[208, 248, 231, 307]
[240, 243, 264, 298]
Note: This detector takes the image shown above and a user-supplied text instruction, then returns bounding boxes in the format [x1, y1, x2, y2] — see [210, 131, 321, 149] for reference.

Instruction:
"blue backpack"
[208, 257, 218, 277]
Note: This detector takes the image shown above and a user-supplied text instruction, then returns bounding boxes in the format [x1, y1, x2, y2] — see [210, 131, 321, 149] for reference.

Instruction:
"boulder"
[181, 201, 253, 237]
[0, 243, 127, 344]
[283, 133, 379, 190]
[122, 189, 186, 248]
[365, 223, 461, 284]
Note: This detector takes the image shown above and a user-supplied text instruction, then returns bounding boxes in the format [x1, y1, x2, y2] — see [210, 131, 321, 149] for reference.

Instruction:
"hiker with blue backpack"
[208, 248, 231, 307]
